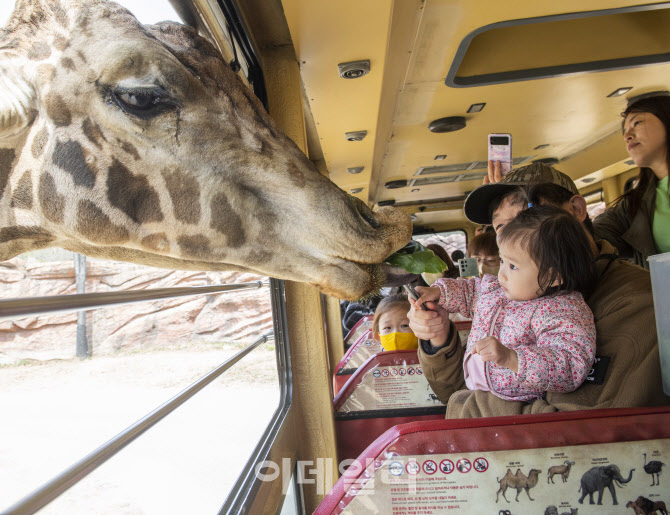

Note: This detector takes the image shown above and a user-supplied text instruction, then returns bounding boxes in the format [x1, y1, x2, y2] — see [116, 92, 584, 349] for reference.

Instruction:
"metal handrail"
[2, 332, 275, 515]
[0, 281, 267, 322]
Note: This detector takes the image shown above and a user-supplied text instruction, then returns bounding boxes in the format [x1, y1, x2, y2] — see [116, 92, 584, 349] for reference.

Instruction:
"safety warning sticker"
[337, 364, 444, 412]
[341, 438, 670, 514]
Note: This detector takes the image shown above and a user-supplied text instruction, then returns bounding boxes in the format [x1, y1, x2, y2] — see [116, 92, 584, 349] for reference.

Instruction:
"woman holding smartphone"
[592, 95, 670, 269]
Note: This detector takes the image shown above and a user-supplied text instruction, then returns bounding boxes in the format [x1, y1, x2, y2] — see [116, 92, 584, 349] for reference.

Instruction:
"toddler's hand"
[472, 336, 519, 373]
[415, 286, 440, 306]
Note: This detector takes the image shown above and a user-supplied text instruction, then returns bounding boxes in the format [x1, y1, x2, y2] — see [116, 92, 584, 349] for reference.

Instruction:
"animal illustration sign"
[0, 0, 411, 300]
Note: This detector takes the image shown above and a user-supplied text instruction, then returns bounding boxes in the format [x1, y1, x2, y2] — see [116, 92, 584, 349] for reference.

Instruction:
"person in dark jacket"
[593, 95, 670, 269]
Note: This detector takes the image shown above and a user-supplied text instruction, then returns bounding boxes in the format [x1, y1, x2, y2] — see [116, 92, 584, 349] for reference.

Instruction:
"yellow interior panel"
[278, 0, 670, 230]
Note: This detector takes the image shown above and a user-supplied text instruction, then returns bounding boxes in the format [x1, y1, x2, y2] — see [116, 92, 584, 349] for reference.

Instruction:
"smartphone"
[459, 257, 479, 278]
[488, 133, 512, 176]
[403, 284, 429, 311]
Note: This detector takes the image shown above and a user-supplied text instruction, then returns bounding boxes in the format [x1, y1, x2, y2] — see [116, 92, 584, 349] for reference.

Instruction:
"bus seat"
[333, 350, 446, 462]
[343, 314, 374, 348]
[317, 406, 670, 514]
[333, 330, 381, 396]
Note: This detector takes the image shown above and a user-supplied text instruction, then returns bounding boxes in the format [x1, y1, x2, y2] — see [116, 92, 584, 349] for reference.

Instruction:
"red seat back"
[333, 350, 446, 462]
[343, 314, 374, 347]
[317, 406, 670, 514]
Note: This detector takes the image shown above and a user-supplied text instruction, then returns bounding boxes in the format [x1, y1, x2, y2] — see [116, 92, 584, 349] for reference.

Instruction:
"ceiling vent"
[409, 172, 488, 188]
[533, 157, 559, 165]
[415, 156, 532, 176]
[347, 166, 364, 174]
[378, 199, 396, 207]
[350, 187, 364, 194]
[338, 60, 370, 79]
[345, 130, 367, 141]
[385, 180, 408, 189]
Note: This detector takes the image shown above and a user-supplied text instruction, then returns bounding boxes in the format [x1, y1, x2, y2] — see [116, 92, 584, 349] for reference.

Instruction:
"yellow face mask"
[380, 331, 419, 351]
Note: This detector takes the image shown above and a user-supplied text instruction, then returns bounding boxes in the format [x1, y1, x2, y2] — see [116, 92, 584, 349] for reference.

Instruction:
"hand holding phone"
[488, 133, 512, 177]
[404, 284, 429, 311]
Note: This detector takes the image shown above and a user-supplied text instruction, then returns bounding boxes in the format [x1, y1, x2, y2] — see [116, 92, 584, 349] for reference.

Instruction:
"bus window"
[413, 230, 468, 261]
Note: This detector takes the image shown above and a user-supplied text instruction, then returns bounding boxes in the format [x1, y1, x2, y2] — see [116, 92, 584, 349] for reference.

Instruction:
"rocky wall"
[0, 256, 272, 363]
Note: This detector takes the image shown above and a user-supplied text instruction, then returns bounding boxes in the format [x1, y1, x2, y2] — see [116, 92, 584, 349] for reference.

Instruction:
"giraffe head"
[0, 0, 412, 300]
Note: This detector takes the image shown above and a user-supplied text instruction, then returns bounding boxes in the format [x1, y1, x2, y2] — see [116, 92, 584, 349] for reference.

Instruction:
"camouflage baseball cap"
[463, 163, 580, 225]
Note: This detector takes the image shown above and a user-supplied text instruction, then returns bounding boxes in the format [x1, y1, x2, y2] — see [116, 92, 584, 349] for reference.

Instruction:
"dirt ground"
[0, 345, 280, 514]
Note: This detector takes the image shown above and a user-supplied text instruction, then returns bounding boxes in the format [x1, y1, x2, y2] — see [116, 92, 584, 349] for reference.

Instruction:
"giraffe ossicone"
[0, 0, 412, 300]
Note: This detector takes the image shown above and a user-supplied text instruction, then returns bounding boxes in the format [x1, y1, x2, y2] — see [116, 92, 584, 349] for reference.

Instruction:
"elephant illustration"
[577, 464, 634, 505]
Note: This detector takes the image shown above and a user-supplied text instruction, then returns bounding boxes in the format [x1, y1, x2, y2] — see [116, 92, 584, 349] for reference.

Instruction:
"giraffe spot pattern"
[53, 34, 69, 51]
[31, 127, 49, 159]
[82, 118, 106, 148]
[11, 170, 33, 209]
[60, 57, 75, 70]
[177, 234, 211, 258]
[210, 193, 245, 248]
[52, 139, 96, 188]
[162, 169, 201, 224]
[38, 173, 66, 223]
[0, 148, 16, 201]
[44, 93, 72, 127]
[107, 158, 164, 224]
[141, 233, 169, 252]
[0, 226, 54, 244]
[287, 162, 306, 188]
[77, 200, 129, 244]
[117, 139, 140, 160]
[28, 41, 51, 60]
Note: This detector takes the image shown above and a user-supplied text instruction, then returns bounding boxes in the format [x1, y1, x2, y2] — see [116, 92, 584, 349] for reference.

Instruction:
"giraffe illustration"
[0, 0, 411, 300]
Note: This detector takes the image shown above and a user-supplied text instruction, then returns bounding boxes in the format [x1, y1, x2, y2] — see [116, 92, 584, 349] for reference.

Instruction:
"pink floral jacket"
[435, 275, 596, 401]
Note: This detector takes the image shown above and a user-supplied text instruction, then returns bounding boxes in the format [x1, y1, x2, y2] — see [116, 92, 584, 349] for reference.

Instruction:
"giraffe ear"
[0, 62, 37, 140]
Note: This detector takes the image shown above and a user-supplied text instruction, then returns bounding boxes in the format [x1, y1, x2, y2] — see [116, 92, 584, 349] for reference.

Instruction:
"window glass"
[0, 247, 281, 513]
[414, 230, 468, 263]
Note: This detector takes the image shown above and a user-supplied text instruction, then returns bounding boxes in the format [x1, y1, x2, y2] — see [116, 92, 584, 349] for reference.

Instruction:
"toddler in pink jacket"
[416, 205, 597, 401]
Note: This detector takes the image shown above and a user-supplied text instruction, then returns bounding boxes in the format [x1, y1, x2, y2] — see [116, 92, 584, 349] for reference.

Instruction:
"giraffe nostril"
[350, 195, 379, 229]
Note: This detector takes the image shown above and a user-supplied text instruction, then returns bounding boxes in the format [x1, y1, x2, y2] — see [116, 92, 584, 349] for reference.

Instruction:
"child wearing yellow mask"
[373, 294, 419, 351]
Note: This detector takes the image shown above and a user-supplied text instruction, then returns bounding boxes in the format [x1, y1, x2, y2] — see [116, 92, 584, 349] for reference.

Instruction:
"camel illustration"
[643, 453, 665, 486]
[495, 468, 541, 503]
[0, 0, 411, 300]
[547, 461, 575, 484]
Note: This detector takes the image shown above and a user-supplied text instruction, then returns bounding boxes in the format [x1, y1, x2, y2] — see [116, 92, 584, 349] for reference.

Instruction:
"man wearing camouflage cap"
[409, 161, 667, 418]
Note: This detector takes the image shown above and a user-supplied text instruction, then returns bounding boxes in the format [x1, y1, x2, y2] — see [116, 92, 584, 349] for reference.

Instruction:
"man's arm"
[408, 300, 465, 403]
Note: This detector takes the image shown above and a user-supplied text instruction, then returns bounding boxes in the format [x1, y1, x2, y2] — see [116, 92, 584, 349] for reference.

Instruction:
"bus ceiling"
[186, 0, 670, 229]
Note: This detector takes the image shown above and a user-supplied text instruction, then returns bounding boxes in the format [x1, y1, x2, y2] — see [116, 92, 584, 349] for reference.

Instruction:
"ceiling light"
[534, 144, 549, 150]
[385, 180, 408, 189]
[345, 130, 367, 141]
[581, 177, 596, 184]
[624, 159, 635, 166]
[434, 155, 446, 160]
[607, 87, 632, 98]
[347, 166, 364, 174]
[378, 199, 395, 207]
[338, 60, 370, 79]
[350, 187, 364, 194]
[467, 103, 486, 113]
[428, 116, 466, 133]
[411, 188, 420, 193]
[409, 214, 417, 221]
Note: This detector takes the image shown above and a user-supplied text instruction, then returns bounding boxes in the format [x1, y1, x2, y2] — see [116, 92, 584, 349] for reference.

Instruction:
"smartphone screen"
[488, 133, 512, 176]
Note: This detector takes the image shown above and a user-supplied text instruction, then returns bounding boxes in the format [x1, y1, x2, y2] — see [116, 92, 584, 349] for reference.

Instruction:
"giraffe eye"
[112, 87, 177, 119]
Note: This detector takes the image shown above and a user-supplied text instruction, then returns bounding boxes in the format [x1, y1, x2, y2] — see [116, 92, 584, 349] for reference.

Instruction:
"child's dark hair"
[372, 294, 411, 335]
[497, 205, 597, 296]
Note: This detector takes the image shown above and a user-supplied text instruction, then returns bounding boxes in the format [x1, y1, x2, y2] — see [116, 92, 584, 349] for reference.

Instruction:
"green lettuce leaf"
[384, 241, 447, 274]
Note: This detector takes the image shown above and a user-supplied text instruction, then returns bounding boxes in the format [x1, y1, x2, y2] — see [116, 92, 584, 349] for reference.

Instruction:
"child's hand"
[471, 336, 519, 373]
[415, 286, 440, 306]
